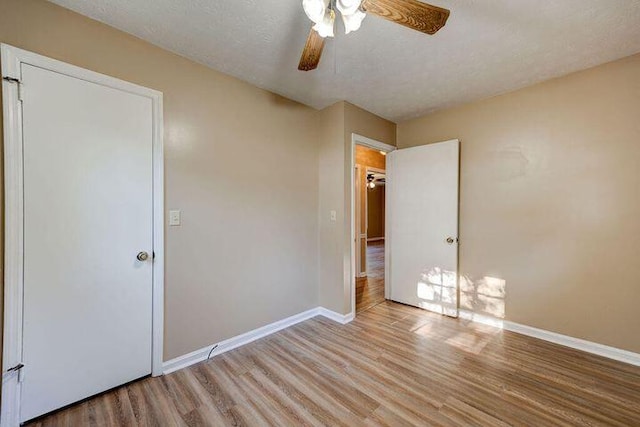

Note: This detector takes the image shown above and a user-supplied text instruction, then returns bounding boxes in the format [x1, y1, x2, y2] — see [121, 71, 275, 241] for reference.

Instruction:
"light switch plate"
[330, 210, 337, 222]
[169, 210, 181, 226]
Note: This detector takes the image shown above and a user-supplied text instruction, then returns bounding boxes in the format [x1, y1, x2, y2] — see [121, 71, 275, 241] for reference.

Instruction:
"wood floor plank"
[251, 344, 364, 426]
[26, 301, 640, 426]
[264, 337, 380, 419]
[279, 322, 448, 423]
[439, 396, 511, 427]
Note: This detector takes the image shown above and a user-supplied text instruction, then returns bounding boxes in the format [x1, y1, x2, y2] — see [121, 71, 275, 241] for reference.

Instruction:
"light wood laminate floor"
[28, 301, 640, 426]
[356, 241, 385, 313]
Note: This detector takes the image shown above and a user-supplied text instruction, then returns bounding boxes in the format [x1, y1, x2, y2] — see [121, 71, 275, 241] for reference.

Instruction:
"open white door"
[387, 140, 460, 317]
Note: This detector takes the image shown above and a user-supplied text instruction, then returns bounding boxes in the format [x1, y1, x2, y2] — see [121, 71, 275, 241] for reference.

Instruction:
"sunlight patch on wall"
[460, 275, 506, 319]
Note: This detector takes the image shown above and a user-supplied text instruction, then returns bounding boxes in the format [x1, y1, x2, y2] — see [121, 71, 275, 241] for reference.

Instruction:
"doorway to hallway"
[354, 142, 389, 313]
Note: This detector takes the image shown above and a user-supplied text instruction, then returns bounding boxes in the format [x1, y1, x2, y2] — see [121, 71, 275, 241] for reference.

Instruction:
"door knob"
[137, 251, 149, 261]
[446, 237, 456, 244]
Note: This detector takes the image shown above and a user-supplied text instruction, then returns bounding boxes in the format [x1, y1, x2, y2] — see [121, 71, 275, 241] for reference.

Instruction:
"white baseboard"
[165, 304, 640, 374]
[503, 320, 640, 367]
[459, 310, 640, 367]
[162, 308, 319, 374]
[367, 237, 385, 242]
[162, 306, 354, 374]
[358, 272, 367, 278]
[317, 307, 355, 324]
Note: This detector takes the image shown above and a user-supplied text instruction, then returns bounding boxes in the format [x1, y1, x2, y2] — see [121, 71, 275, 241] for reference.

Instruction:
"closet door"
[20, 63, 154, 422]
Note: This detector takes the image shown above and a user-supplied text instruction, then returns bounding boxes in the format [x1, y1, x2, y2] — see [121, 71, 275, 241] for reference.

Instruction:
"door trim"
[1, 44, 165, 426]
[364, 165, 386, 251]
[350, 134, 395, 318]
[354, 164, 363, 278]
[363, 166, 386, 278]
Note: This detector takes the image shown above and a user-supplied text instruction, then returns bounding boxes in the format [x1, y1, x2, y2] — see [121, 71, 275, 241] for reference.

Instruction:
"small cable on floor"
[207, 344, 219, 360]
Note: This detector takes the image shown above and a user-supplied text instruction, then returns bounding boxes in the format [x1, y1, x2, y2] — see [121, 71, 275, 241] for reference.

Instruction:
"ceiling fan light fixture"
[342, 9, 366, 34]
[299, 0, 451, 71]
[302, 0, 330, 25]
[313, 9, 336, 38]
[367, 173, 376, 189]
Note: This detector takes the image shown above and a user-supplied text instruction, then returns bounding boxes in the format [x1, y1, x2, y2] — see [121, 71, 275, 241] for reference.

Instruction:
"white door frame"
[1, 44, 164, 426]
[354, 164, 364, 278]
[350, 134, 395, 317]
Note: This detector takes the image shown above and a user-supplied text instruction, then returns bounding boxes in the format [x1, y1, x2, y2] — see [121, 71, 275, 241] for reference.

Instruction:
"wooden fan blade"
[362, 0, 450, 35]
[298, 28, 326, 71]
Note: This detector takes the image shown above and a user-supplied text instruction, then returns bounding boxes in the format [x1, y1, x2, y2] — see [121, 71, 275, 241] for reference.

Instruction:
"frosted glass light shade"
[336, 0, 363, 16]
[342, 9, 366, 34]
[313, 10, 335, 38]
[303, 0, 330, 25]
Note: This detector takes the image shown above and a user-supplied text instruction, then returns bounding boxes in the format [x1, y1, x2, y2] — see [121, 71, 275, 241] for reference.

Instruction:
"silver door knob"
[137, 251, 149, 261]
[446, 237, 455, 244]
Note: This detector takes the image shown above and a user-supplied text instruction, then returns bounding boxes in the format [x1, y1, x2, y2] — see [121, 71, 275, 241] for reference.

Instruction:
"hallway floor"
[356, 240, 385, 313]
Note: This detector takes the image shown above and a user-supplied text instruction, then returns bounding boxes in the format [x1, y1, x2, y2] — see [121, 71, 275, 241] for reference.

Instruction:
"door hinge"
[2, 76, 20, 84]
[6, 363, 24, 373]
[4, 363, 25, 382]
[10, 363, 25, 383]
[2, 76, 23, 101]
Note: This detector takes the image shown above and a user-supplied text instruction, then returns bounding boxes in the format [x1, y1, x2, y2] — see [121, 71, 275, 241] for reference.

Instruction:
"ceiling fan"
[298, 0, 450, 71]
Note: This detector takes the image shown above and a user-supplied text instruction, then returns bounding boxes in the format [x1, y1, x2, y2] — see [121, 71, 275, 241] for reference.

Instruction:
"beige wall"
[317, 102, 396, 314]
[398, 53, 640, 353]
[317, 102, 346, 312]
[0, 0, 320, 360]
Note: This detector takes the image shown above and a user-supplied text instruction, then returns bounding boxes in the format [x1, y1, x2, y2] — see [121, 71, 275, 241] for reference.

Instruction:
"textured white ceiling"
[49, 0, 640, 121]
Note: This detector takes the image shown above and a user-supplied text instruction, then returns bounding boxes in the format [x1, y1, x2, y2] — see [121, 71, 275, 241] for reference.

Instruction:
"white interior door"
[387, 140, 460, 317]
[20, 63, 154, 422]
